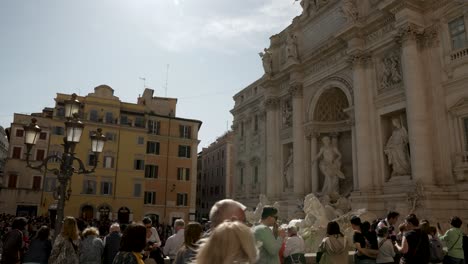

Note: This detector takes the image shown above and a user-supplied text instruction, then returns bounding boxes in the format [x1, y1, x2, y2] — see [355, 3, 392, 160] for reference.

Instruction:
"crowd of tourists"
[1, 201, 468, 264]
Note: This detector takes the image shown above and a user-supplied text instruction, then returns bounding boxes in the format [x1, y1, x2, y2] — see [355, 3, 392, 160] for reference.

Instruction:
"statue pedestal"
[388, 175, 412, 184]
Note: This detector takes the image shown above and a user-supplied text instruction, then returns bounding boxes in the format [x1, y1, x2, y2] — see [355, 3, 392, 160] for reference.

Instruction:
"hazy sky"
[0, 0, 301, 149]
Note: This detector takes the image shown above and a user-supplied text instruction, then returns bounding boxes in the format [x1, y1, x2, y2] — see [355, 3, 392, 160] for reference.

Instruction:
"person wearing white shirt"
[376, 227, 395, 264]
[283, 226, 305, 263]
[163, 219, 185, 262]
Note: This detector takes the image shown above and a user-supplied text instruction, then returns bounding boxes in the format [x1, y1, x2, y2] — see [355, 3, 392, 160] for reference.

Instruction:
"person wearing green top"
[253, 206, 286, 264]
[437, 216, 465, 264]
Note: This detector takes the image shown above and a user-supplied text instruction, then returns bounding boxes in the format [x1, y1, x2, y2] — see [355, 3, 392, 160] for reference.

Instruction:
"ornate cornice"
[348, 54, 372, 68]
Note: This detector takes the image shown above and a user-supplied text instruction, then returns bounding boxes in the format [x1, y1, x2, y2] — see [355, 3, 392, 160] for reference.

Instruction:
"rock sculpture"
[384, 118, 411, 177]
[286, 32, 298, 61]
[312, 136, 345, 197]
[380, 54, 402, 90]
[282, 101, 292, 127]
[340, 0, 359, 23]
[283, 147, 294, 189]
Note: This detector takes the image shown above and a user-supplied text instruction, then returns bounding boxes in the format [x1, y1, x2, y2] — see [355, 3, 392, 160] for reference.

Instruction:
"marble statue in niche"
[259, 48, 273, 76]
[283, 147, 294, 190]
[380, 53, 403, 91]
[384, 117, 411, 178]
[312, 136, 345, 197]
[282, 100, 292, 127]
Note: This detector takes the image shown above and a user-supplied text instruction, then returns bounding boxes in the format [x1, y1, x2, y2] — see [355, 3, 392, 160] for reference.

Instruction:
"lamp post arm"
[25, 152, 62, 175]
[73, 155, 99, 175]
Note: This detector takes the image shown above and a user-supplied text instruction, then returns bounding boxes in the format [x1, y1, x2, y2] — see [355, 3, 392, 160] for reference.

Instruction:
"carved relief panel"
[377, 50, 403, 94]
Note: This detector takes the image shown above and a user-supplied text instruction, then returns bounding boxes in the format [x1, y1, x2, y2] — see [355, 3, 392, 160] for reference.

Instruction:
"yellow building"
[1, 85, 201, 225]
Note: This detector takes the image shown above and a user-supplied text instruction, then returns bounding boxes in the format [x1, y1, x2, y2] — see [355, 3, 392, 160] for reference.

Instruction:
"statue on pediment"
[286, 32, 299, 62]
[340, 0, 359, 23]
[384, 118, 411, 178]
[259, 48, 273, 76]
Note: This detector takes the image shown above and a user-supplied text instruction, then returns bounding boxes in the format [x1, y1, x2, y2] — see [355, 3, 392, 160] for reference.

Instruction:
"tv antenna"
[164, 64, 170, 97]
[139, 77, 146, 90]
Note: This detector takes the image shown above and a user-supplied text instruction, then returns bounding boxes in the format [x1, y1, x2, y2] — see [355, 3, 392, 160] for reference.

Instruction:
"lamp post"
[23, 93, 106, 239]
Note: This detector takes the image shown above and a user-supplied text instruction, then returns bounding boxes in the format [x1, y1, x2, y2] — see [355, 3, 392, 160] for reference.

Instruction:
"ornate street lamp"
[23, 94, 106, 239]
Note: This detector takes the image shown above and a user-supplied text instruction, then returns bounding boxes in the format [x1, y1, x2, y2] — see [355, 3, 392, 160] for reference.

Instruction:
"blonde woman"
[48, 216, 80, 264]
[192, 220, 258, 264]
[79, 227, 104, 264]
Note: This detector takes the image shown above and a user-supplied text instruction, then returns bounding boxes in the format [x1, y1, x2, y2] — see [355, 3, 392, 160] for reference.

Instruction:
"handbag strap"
[448, 233, 462, 252]
[378, 238, 387, 249]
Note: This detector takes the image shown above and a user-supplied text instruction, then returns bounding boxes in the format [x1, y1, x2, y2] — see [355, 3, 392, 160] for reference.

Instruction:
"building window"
[464, 117, 468, 150]
[449, 17, 467, 50]
[176, 193, 188, 206]
[135, 117, 145, 128]
[16, 129, 24, 137]
[83, 180, 97, 194]
[101, 181, 113, 195]
[88, 154, 97, 166]
[120, 115, 129, 126]
[12, 147, 22, 159]
[39, 132, 47, 140]
[148, 120, 160, 135]
[103, 156, 114, 169]
[44, 177, 56, 192]
[144, 191, 156, 204]
[49, 151, 62, 163]
[137, 136, 144, 145]
[179, 125, 192, 139]
[177, 168, 190, 181]
[145, 165, 159, 179]
[105, 112, 114, 124]
[134, 159, 145, 170]
[105, 132, 117, 142]
[8, 174, 17, 188]
[147, 141, 160, 155]
[36, 149, 45, 161]
[53, 126, 64, 135]
[178, 145, 191, 158]
[32, 176, 42, 190]
[90, 110, 99, 122]
[254, 166, 258, 184]
[134, 183, 142, 197]
[56, 107, 65, 117]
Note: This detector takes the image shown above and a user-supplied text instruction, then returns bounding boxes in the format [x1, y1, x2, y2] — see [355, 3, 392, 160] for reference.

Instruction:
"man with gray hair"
[163, 219, 185, 262]
[103, 223, 121, 264]
[209, 198, 247, 228]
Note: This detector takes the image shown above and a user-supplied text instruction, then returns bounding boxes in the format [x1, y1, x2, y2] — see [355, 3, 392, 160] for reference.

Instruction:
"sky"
[0, 0, 301, 149]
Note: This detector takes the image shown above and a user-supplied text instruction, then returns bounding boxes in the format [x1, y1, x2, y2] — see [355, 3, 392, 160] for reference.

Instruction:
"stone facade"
[0, 126, 9, 180]
[231, 0, 468, 221]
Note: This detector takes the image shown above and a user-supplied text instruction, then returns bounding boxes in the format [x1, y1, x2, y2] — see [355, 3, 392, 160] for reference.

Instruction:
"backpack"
[429, 237, 444, 263]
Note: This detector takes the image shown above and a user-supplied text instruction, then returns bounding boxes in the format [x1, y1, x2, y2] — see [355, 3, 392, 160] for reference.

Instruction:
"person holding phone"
[254, 206, 286, 264]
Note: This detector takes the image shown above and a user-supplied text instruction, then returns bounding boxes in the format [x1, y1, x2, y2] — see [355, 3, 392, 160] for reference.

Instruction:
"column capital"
[288, 83, 303, 98]
[348, 53, 372, 68]
[396, 23, 423, 45]
[264, 97, 280, 111]
[420, 24, 440, 49]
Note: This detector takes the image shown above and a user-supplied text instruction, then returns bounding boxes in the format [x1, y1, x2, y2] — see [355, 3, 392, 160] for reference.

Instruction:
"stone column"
[351, 55, 374, 191]
[265, 97, 280, 197]
[399, 24, 434, 184]
[304, 135, 311, 194]
[311, 134, 319, 193]
[290, 84, 305, 196]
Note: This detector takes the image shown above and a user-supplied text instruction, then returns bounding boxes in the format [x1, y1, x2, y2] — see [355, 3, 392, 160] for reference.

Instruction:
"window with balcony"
[176, 193, 188, 206]
[179, 125, 192, 139]
[53, 126, 64, 135]
[32, 176, 42, 190]
[145, 165, 159, 179]
[134, 159, 145, 170]
[449, 16, 467, 50]
[120, 115, 130, 126]
[178, 145, 191, 158]
[135, 117, 145, 128]
[144, 191, 156, 204]
[12, 147, 22, 159]
[147, 141, 160, 155]
[101, 181, 113, 195]
[148, 120, 160, 135]
[177, 168, 190, 181]
[105, 132, 117, 142]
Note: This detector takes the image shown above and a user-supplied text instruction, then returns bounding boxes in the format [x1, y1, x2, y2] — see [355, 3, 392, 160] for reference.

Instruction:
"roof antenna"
[139, 77, 146, 91]
[165, 64, 170, 97]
